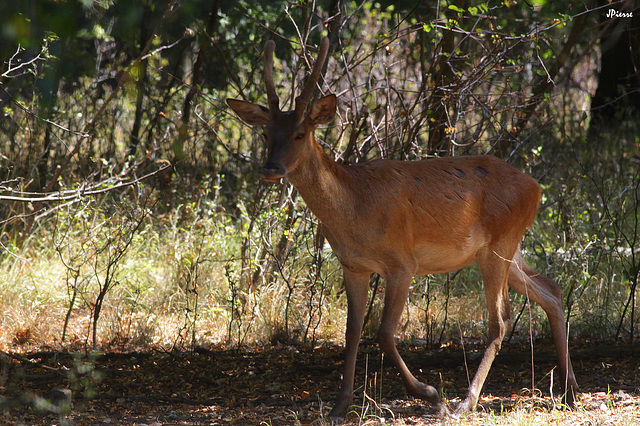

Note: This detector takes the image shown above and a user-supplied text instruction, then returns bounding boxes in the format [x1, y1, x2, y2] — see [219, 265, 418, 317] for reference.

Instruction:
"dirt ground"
[1, 340, 639, 425]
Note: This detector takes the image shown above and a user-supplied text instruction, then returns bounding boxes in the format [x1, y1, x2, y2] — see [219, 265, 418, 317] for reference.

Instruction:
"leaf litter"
[0, 340, 638, 425]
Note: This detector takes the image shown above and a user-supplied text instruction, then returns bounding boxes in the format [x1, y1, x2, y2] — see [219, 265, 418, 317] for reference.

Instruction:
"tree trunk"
[590, 1, 640, 129]
[173, 0, 220, 163]
[129, 4, 151, 157]
[425, 0, 467, 155]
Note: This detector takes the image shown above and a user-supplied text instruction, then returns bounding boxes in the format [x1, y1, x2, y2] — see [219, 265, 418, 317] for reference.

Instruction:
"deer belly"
[414, 227, 487, 274]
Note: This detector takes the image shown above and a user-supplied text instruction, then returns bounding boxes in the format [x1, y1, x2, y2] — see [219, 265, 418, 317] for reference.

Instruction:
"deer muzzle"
[262, 162, 286, 183]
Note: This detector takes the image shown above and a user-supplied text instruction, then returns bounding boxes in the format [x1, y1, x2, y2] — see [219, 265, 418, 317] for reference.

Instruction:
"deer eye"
[294, 133, 305, 140]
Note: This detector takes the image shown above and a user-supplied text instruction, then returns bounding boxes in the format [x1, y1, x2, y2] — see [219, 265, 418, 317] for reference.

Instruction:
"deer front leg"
[377, 271, 446, 414]
[328, 269, 370, 424]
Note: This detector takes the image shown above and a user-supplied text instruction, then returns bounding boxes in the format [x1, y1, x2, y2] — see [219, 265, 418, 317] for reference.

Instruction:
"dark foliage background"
[1, 0, 639, 351]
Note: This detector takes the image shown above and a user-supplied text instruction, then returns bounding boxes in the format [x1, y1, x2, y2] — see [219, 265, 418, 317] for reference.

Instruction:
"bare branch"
[0, 163, 171, 204]
[1, 44, 47, 79]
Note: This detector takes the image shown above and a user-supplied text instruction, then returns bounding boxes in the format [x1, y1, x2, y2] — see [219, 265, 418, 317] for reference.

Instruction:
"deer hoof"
[455, 397, 477, 415]
[326, 397, 351, 424]
[438, 401, 456, 419]
[561, 385, 579, 409]
[327, 416, 344, 425]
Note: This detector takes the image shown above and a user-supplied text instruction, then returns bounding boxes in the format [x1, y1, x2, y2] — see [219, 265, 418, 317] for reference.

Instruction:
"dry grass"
[0, 250, 492, 354]
[0, 207, 496, 352]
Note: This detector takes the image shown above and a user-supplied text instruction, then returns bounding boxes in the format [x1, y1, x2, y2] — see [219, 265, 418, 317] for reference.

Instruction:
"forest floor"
[1, 340, 639, 425]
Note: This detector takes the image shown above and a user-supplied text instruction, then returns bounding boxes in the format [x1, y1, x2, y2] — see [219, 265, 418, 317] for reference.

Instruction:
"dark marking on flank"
[454, 168, 466, 179]
[474, 166, 489, 177]
[414, 177, 423, 184]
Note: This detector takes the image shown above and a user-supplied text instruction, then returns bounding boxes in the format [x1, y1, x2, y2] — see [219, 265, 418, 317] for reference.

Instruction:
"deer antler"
[263, 40, 280, 114]
[294, 36, 330, 120]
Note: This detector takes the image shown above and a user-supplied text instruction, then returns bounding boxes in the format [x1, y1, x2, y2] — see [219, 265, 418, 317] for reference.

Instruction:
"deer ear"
[227, 99, 270, 126]
[309, 94, 336, 125]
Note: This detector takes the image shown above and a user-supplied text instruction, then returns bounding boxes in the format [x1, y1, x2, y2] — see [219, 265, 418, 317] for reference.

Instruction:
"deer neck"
[287, 138, 353, 228]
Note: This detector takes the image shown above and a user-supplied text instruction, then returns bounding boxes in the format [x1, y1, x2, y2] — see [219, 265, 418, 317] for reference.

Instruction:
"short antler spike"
[263, 40, 280, 114]
[295, 36, 330, 120]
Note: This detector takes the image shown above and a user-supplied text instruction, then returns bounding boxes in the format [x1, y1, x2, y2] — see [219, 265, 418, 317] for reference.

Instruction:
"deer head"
[227, 37, 336, 183]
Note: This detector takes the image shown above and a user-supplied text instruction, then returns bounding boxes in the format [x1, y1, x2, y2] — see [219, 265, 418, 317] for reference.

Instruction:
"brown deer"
[227, 37, 578, 423]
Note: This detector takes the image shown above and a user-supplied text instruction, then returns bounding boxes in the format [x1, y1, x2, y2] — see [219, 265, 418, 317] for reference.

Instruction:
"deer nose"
[262, 162, 286, 182]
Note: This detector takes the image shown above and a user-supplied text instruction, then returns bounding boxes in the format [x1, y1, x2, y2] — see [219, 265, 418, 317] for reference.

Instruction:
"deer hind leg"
[376, 269, 446, 414]
[457, 247, 514, 413]
[508, 249, 578, 407]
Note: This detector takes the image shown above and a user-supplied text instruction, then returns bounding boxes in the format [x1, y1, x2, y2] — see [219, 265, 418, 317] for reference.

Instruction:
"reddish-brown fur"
[227, 37, 577, 423]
